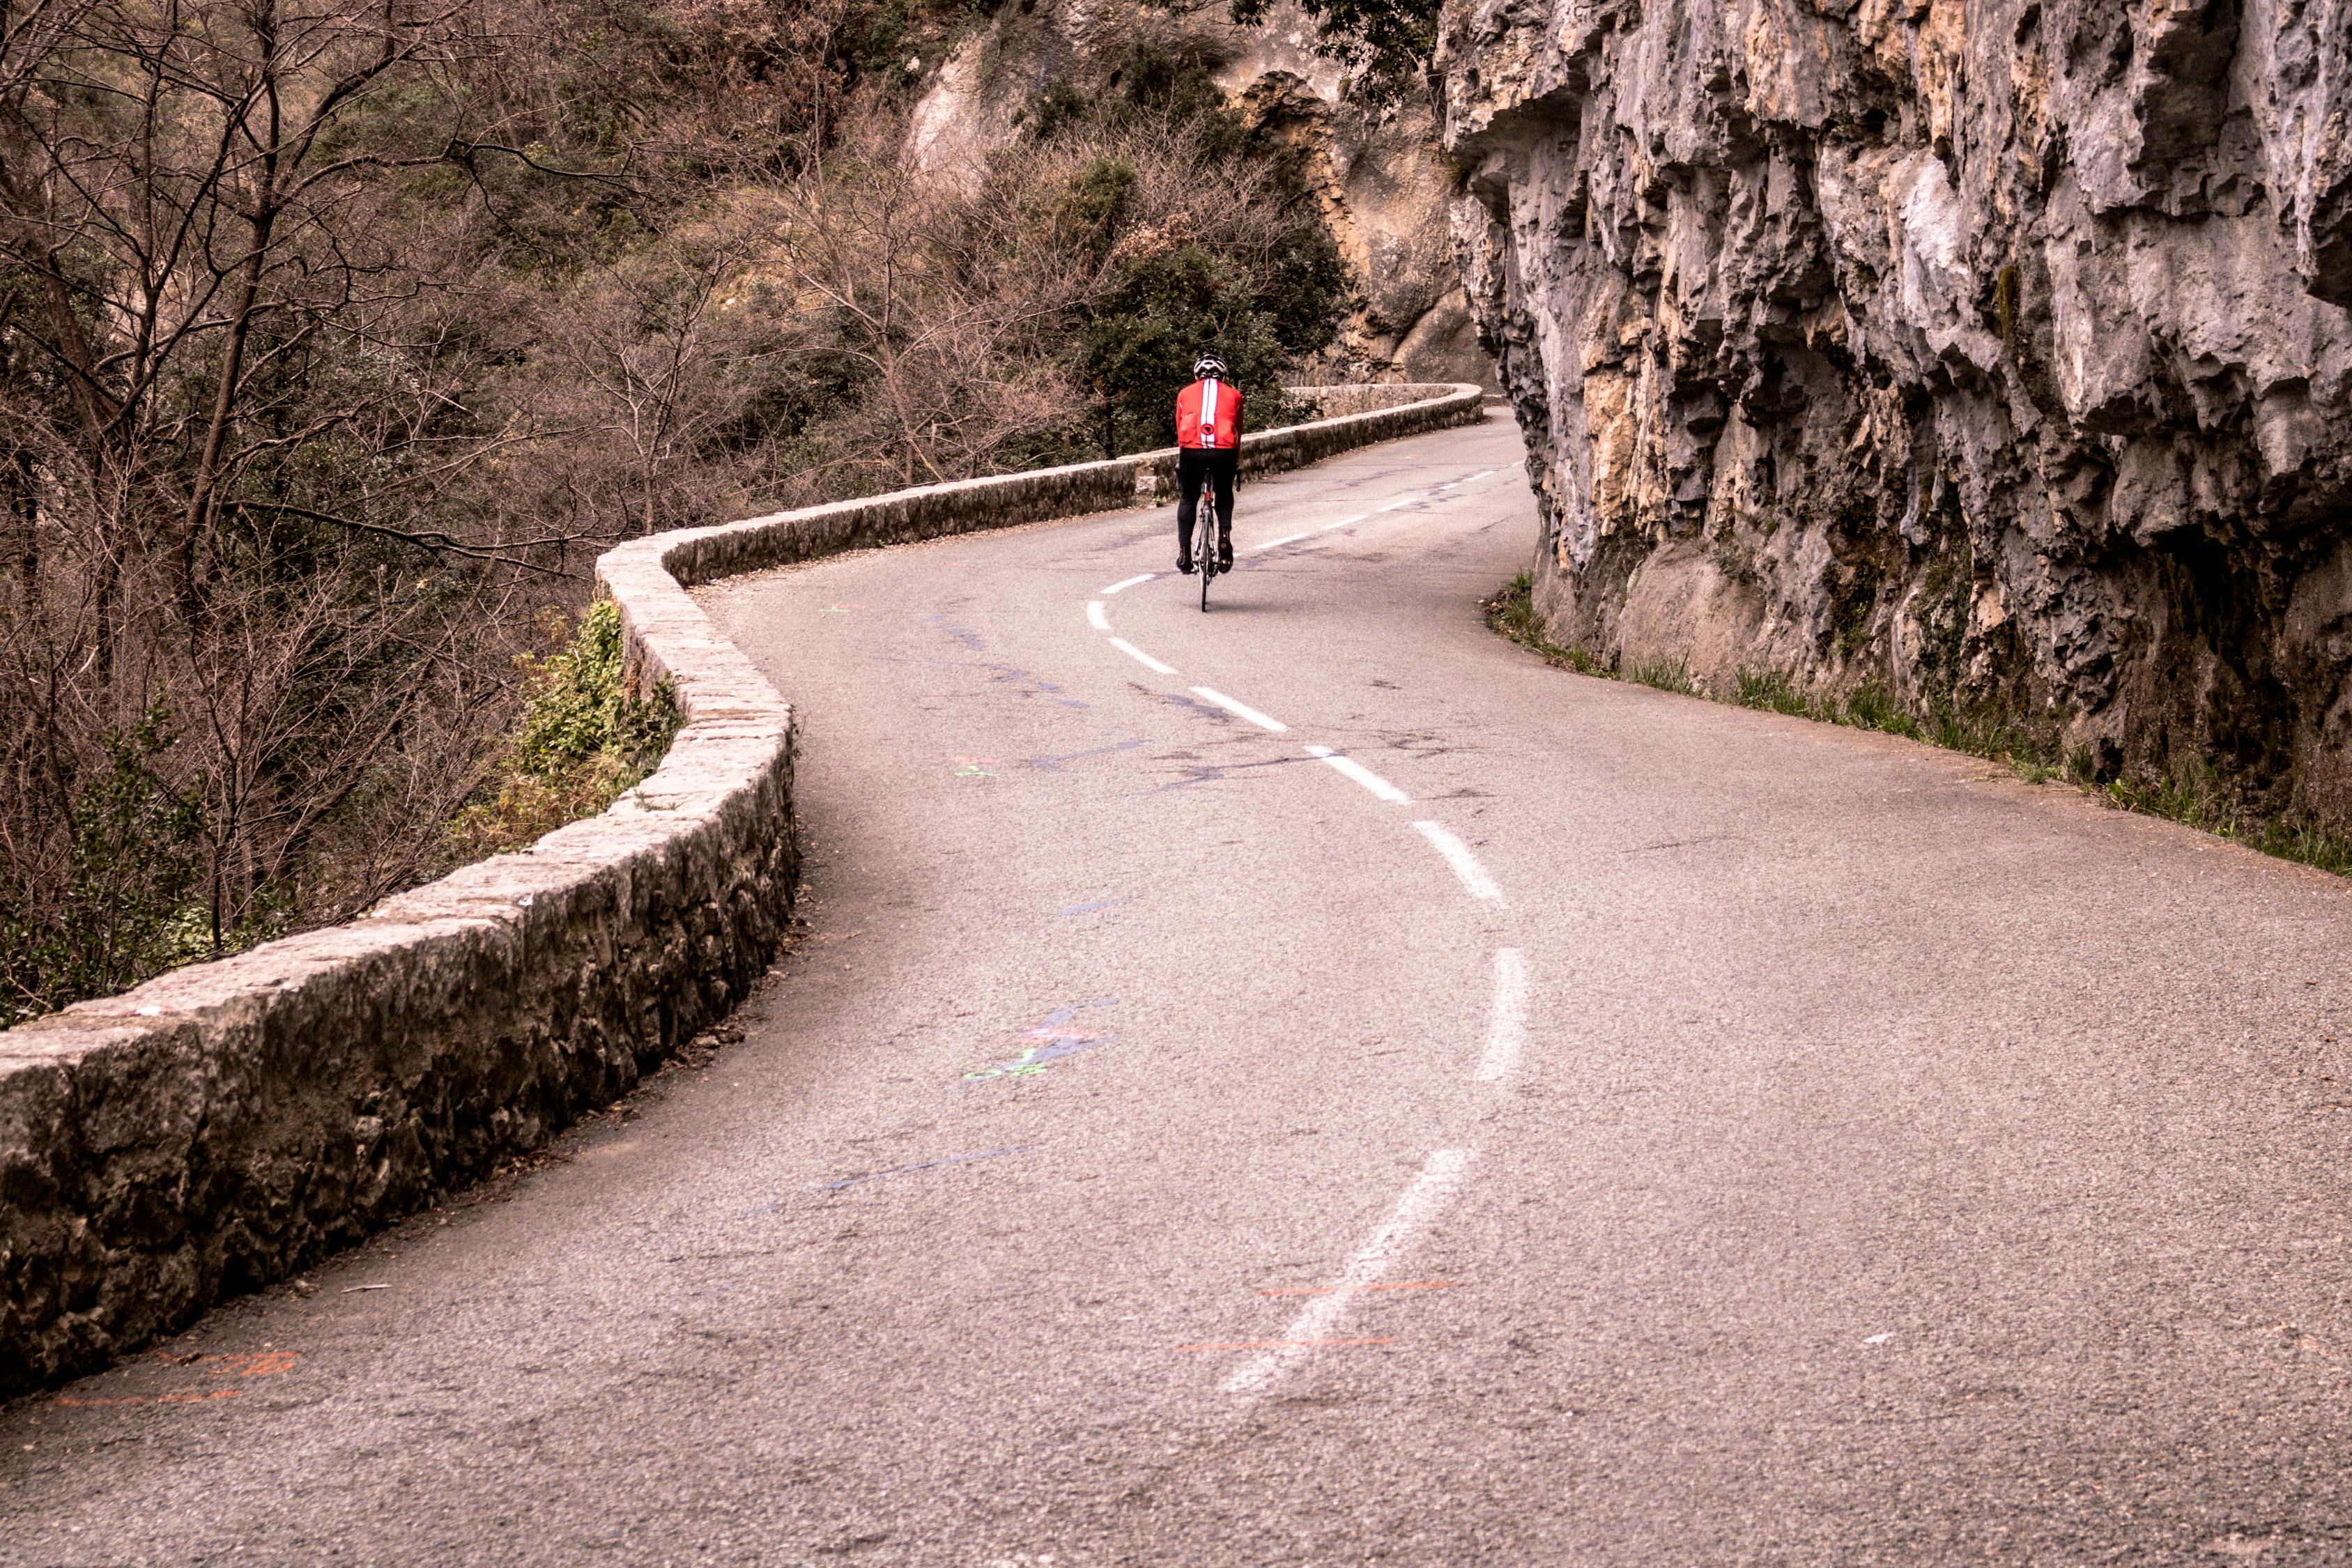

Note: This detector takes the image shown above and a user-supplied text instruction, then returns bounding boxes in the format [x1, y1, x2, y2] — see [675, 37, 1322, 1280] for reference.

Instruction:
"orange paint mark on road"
[1258, 1280, 1457, 1298]
[52, 1350, 298, 1408]
[56, 1390, 240, 1408]
[1178, 1337, 1396, 1352]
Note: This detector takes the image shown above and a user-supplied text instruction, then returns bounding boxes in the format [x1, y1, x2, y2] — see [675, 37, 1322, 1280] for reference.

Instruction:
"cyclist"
[1174, 352, 1241, 575]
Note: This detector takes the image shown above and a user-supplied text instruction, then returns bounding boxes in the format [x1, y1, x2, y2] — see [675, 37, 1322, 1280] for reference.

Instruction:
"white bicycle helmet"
[1194, 353, 1228, 380]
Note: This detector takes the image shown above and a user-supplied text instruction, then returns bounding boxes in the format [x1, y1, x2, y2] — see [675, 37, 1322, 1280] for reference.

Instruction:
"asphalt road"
[9, 411, 2352, 1565]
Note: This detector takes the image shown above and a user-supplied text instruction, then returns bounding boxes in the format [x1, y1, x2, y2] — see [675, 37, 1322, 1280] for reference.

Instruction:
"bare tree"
[0, 0, 567, 1006]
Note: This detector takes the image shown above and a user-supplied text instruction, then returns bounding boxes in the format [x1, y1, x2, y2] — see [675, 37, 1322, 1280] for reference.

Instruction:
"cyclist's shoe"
[1176, 550, 1195, 575]
[1217, 538, 1234, 571]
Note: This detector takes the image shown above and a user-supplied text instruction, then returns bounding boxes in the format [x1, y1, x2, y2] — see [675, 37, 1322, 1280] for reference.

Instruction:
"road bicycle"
[1194, 484, 1220, 611]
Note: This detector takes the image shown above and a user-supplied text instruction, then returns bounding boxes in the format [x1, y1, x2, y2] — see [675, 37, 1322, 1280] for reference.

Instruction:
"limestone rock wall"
[909, 0, 1496, 387]
[1443, 0, 2352, 815]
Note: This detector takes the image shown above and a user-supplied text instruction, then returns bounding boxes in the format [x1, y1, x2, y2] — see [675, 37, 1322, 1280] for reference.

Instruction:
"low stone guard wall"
[0, 383, 1482, 1399]
[650, 383, 1483, 583]
[1289, 383, 1452, 421]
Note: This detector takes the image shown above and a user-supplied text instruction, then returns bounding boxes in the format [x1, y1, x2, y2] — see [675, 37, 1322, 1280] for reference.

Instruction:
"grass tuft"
[1482, 571, 1613, 677]
[1838, 681, 1921, 738]
[2103, 767, 2352, 877]
[1486, 572, 2352, 882]
[1629, 656, 1698, 695]
[1735, 668, 1808, 715]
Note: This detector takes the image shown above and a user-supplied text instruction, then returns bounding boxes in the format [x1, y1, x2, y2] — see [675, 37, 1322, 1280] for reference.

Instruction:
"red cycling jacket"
[1176, 377, 1242, 450]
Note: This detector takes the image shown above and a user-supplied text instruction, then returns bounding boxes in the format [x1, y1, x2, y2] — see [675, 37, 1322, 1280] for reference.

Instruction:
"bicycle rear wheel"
[1197, 511, 1215, 611]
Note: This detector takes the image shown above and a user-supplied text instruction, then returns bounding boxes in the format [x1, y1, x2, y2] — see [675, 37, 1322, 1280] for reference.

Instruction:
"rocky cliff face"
[909, 0, 1494, 386]
[1443, 0, 2352, 819]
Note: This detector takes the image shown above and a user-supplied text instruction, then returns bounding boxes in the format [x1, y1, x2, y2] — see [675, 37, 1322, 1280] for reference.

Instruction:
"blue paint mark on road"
[1028, 739, 1149, 773]
[923, 613, 987, 652]
[1056, 897, 1131, 917]
[985, 661, 1089, 709]
[821, 1146, 1030, 1192]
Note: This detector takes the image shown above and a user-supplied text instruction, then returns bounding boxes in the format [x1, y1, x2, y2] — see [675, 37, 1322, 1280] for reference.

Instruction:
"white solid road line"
[1477, 948, 1530, 1082]
[1222, 1148, 1479, 1396]
[1100, 574, 1155, 595]
[1465, 469, 1497, 482]
[1413, 820, 1504, 902]
[1109, 638, 1176, 675]
[1252, 532, 1311, 553]
[1321, 513, 1369, 530]
[1376, 498, 1415, 512]
[1086, 600, 1110, 631]
[1191, 686, 1289, 732]
[1303, 744, 1410, 804]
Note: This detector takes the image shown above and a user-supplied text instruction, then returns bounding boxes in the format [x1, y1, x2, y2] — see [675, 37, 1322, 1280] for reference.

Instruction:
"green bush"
[1040, 42, 1353, 454]
[1084, 243, 1291, 449]
[514, 599, 677, 776]
[1026, 78, 1093, 142]
[448, 600, 682, 861]
[1113, 41, 1250, 157]
[1056, 156, 1138, 259]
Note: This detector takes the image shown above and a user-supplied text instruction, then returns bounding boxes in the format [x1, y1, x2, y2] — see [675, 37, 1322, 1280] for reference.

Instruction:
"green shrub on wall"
[447, 601, 682, 863]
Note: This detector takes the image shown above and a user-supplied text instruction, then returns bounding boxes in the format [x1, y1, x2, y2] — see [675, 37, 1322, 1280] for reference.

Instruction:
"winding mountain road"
[8, 412, 2352, 1564]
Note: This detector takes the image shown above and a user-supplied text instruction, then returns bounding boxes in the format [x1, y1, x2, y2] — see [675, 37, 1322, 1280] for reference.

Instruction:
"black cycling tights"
[1176, 447, 1238, 558]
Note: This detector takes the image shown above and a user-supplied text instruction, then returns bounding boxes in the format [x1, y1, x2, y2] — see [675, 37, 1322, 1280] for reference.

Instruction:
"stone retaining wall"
[0, 383, 1482, 1399]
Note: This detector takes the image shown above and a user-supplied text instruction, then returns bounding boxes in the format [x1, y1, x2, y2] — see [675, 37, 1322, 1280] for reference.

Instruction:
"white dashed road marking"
[1109, 638, 1176, 675]
[1221, 1148, 1479, 1397]
[1478, 948, 1530, 1082]
[1304, 744, 1410, 804]
[1191, 687, 1289, 733]
[1413, 821, 1503, 902]
[1075, 477, 1523, 1413]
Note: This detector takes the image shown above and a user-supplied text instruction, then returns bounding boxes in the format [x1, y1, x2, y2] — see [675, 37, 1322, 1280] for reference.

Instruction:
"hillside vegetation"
[0, 0, 1351, 1023]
